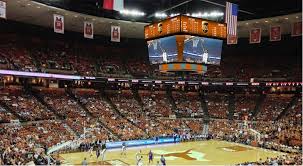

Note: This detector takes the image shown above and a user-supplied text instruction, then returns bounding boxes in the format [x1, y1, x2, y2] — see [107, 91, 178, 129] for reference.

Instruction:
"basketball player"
[200, 38, 209, 63]
[137, 156, 143, 166]
[202, 49, 208, 63]
[162, 51, 167, 63]
[148, 150, 154, 164]
[160, 155, 166, 166]
[135, 150, 142, 162]
[88, 144, 94, 158]
[101, 142, 107, 162]
[192, 37, 200, 55]
[121, 142, 127, 156]
[81, 158, 88, 166]
[96, 146, 101, 161]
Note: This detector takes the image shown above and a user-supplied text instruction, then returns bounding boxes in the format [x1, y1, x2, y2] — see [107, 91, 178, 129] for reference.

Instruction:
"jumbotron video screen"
[147, 35, 178, 64]
[183, 35, 223, 65]
[147, 35, 223, 65]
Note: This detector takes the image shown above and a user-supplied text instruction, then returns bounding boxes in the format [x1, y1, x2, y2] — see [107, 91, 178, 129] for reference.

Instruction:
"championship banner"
[291, 22, 302, 37]
[84, 22, 94, 39]
[53, 14, 64, 34]
[227, 35, 237, 45]
[111, 26, 120, 42]
[270, 26, 281, 41]
[249, 28, 261, 44]
[0, 1, 6, 19]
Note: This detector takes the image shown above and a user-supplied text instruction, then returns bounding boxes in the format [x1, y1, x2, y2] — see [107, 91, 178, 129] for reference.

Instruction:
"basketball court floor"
[58, 140, 285, 165]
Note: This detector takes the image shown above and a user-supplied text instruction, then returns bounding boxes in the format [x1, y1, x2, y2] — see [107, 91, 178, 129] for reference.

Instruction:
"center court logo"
[153, 149, 209, 161]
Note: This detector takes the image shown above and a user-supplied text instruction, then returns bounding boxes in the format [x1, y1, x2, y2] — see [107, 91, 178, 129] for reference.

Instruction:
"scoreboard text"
[144, 16, 181, 40]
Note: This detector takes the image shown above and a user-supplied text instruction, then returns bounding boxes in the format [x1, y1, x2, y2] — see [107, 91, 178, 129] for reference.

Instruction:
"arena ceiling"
[4, 0, 303, 39]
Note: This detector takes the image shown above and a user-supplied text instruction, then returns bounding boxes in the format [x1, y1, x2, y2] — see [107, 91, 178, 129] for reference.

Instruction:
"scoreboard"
[180, 16, 227, 39]
[144, 15, 227, 40]
[144, 16, 181, 40]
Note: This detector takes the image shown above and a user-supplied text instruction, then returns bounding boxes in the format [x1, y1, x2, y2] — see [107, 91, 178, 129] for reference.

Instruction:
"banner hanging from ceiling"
[111, 25, 120, 42]
[0, 1, 6, 19]
[291, 21, 302, 37]
[53, 14, 64, 34]
[249, 28, 261, 44]
[270, 26, 281, 41]
[84, 21, 94, 39]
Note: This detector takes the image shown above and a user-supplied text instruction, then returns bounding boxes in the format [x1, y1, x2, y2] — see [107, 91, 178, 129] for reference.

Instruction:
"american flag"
[225, 2, 238, 36]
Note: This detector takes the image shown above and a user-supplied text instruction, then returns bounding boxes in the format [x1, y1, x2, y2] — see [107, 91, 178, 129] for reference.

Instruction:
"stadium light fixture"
[191, 11, 224, 18]
[169, 13, 180, 17]
[155, 12, 168, 18]
[120, 9, 145, 17]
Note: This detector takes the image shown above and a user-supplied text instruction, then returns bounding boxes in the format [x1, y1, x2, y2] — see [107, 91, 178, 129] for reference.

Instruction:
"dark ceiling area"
[33, 0, 302, 22]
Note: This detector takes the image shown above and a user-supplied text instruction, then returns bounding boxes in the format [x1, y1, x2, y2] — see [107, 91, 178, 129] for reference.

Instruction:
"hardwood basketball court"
[59, 140, 285, 165]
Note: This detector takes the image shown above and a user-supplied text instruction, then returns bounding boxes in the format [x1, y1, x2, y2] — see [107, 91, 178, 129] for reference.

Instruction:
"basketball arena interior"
[0, 0, 302, 165]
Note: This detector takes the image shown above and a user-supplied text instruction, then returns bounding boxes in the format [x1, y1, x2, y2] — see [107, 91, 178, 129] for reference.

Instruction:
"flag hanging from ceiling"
[103, 0, 124, 11]
[111, 26, 120, 42]
[249, 28, 261, 44]
[84, 22, 94, 39]
[53, 14, 64, 34]
[225, 2, 238, 45]
[291, 22, 302, 37]
[270, 26, 281, 41]
[0, 1, 6, 19]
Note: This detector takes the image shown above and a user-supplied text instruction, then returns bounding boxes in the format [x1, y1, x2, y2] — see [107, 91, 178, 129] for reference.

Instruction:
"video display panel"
[147, 36, 178, 64]
[183, 35, 223, 65]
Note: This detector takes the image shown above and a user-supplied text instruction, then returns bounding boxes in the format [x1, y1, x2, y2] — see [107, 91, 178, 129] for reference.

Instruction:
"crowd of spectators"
[0, 120, 75, 165]
[77, 90, 145, 140]
[0, 43, 37, 72]
[206, 93, 229, 119]
[208, 118, 302, 153]
[173, 92, 203, 117]
[0, 35, 301, 82]
[0, 87, 56, 121]
[0, 87, 301, 165]
[281, 97, 302, 125]
[238, 154, 302, 165]
[40, 88, 87, 119]
[140, 90, 174, 117]
[0, 105, 16, 123]
[256, 94, 293, 121]
[234, 94, 258, 120]
[108, 90, 159, 138]
[184, 119, 203, 134]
